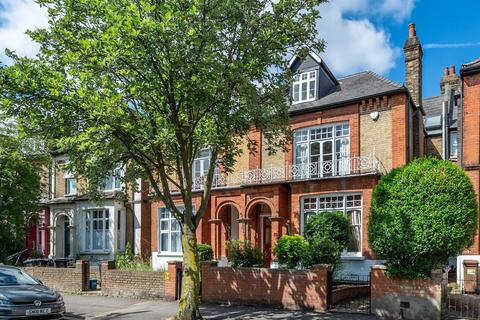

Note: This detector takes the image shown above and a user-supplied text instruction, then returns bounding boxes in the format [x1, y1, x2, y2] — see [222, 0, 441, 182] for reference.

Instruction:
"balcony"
[192, 154, 383, 190]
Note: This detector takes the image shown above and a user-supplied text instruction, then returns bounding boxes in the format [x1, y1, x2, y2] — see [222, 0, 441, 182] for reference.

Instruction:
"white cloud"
[317, 0, 415, 76]
[0, 0, 48, 64]
[424, 42, 480, 49]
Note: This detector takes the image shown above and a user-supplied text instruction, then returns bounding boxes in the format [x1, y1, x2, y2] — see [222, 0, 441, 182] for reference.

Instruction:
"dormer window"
[292, 70, 317, 104]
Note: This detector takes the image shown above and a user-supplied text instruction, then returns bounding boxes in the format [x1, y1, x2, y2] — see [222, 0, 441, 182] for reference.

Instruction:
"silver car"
[0, 265, 65, 319]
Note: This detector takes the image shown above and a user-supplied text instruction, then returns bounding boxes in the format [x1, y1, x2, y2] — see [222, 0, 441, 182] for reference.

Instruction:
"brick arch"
[245, 197, 276, 218]
[215, 201, 242, 220]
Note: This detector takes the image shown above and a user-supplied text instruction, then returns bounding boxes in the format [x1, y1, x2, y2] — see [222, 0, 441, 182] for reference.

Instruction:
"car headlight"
[0, 299, 12, 306]
[56, 294, 63, 302]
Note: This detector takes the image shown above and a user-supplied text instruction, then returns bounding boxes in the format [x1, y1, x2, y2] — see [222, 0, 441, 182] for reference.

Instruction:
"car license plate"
[26, 308, 51, 316]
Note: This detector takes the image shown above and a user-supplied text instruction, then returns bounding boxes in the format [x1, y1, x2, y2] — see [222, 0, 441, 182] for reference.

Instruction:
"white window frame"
[63, 169, 77, 196]
[100, 166, 124, 191]
[158, 206, 186, 254]
[293, 123, 350, 179]
[300, 193, 363, 258]
[83, 208, 110, 253]
[292, 70, 317, 104]
[449, 131, 458, 159]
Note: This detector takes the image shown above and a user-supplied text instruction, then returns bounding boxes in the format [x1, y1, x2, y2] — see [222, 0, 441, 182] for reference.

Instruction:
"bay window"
[84, 209, 110, 252]
[301, 194, 363, 256]
[158, 207, 183, 254]
[292, 70, 317, 104]
[293, 123, 350, 179]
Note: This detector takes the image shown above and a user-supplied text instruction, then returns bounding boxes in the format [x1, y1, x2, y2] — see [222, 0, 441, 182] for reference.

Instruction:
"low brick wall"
[201, 261, 331, 311]
[371, 265, 442, 320]
[22, 260, 89, 293]
[100, 261, 168, 299]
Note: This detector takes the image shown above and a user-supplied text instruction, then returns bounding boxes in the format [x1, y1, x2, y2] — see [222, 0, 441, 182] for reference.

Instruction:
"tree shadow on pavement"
[200, 304, 379, 320]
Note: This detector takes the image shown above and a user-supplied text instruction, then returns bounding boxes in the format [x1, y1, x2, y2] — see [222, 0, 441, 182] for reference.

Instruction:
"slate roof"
[461, 58, 480, 74]
[289, 71, 405, 114]
[423, 96, 443, 117]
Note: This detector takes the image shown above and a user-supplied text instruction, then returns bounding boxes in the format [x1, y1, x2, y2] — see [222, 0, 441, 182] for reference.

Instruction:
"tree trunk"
[176, 225, 202, 320]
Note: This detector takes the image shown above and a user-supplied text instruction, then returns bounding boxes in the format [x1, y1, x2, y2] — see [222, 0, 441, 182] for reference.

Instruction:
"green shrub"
[115, 243, 153, 271]
[226, 240, 263, 268]
[274, 235, 308, 269]
[302, 211, 351, 269]
[368, 157, 478, 279]
[198, 243, 213, 262]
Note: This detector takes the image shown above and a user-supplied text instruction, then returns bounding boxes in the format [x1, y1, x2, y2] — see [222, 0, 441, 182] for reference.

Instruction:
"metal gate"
[328, 272, 371, 314]
[444, 278, 480, 319]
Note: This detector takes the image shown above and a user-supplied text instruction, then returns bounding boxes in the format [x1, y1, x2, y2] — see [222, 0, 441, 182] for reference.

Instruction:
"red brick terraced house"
[150, 24, 426, 276]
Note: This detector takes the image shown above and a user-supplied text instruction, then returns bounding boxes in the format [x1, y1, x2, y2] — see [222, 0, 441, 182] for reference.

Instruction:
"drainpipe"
[442, 100, 448, 160]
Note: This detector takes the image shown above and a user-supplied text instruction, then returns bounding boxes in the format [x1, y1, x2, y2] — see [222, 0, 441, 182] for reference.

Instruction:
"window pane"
[161, 233, 169, 251]
[160, 209, 169, 220]
[301, 82, 308, 101]
[93, 229, 103, 250]
[104, 175, 113, 190]
[160, 221, 169, 231]
[347, 210, 362, 253]
[85, 219, 90, 250]
[301, 73, 308, 80]
[293, 84, 299, 101]
[309, 80, 315, 99]
[171, 232, 181, 253]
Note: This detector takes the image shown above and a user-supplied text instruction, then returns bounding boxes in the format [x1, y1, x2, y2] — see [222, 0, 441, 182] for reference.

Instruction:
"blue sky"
[0, 0, 479, 99]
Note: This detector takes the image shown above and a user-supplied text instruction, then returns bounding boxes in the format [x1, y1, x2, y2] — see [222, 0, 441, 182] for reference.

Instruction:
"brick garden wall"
[201, 261, 331, 311]
[100, 261, 168, 299]
[371, 265, 443, 320]
[22, 260, 88, 293]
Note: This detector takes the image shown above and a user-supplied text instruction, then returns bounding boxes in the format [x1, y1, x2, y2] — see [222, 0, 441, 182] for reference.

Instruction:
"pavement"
[63, 294, 379, 320]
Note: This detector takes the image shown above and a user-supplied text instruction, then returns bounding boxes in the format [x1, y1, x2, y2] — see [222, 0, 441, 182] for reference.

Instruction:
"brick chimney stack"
[440, 65, 460, 94]
[404, 23, 423, 108]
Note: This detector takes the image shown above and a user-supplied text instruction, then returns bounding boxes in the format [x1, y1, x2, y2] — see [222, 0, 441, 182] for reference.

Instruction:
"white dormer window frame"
[292, 70, 317, 104]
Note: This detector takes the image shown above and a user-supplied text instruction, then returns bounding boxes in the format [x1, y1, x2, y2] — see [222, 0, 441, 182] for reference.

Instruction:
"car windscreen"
[0, 268, 39, 286]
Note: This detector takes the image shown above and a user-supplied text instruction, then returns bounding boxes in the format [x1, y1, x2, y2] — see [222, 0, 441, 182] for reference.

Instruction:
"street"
[63, 294, 379, 320]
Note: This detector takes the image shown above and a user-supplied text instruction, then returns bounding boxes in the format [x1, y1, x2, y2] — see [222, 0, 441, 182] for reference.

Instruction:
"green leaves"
[0, 133, 43, 262]
[368, 157, 478, 279]
[274, 234, 309, 269]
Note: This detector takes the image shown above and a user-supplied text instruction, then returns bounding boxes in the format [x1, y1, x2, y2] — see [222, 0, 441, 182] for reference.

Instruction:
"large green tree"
[368, 157, 478, 279]
[0, 0, 325, 318]
[0, 128, 42, 262]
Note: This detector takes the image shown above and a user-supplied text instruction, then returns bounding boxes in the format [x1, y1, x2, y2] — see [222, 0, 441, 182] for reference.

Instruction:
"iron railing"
[192, 154, 382, 190]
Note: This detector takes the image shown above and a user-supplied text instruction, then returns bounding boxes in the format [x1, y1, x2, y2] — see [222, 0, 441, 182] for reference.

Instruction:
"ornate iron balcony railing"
[192, 154, 382, 190]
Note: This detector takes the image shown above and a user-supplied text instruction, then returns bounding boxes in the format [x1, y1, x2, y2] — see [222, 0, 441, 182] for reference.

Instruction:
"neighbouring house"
[422, 58, 480, 281]
[26, 154, 152, 265]
[149, 24, 425, 275]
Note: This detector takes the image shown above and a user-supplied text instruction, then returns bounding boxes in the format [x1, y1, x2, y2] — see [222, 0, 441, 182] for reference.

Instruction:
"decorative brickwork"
[201, 261, 331, 311]
[371, 265, 443, 320]
[22, 260, 89, 293]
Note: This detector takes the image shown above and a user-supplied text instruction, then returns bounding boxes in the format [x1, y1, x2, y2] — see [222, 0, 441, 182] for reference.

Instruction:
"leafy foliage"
[0, 0, 327, 317]
[302, 211, 351, 269]
[0, 133, 42, 263]
[274, 234, 308, 269]
[197, 243, 213, 262]
[115, 243, 154, 272]
[226, 240, 264, 268]
[368, 157, 478, 279]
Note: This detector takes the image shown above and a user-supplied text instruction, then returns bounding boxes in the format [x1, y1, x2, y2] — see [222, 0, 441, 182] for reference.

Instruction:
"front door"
[263, 217, 271, 267]
[64, 220, 70, 258]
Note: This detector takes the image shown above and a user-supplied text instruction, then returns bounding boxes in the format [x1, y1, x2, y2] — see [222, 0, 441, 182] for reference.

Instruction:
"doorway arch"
[246, 202, 273, 267]
[217, 204, 240, 259]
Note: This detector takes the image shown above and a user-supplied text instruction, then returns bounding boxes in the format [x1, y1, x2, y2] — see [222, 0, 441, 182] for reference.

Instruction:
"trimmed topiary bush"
[274, 234, 308, 269]
[302, 211, 351, 269]
[368, 157, 478, 279]
[197, 243, 213, 262]
[226, 240, 264, 268]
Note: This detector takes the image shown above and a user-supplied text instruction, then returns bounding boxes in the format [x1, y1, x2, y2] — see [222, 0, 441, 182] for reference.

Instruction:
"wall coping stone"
[372, 264, 387, 270]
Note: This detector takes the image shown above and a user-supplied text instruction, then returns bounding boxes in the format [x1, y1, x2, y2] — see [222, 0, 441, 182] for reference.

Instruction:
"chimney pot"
[444, 67, 449, 76]
[408, 23, 416, 38]
[450, 65, 456, 75]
